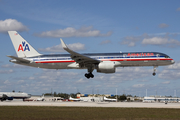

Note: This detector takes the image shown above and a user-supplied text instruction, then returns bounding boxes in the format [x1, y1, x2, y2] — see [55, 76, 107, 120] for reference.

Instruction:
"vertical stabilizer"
[8, 31, 41, 57]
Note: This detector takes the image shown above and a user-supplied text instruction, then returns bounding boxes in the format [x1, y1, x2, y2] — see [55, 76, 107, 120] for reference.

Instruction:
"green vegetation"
[0, 106, 180, 120]
[44, 92, 80, 99]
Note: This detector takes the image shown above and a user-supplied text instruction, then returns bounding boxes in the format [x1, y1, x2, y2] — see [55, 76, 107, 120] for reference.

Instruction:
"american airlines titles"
[127, 53, 154, 57]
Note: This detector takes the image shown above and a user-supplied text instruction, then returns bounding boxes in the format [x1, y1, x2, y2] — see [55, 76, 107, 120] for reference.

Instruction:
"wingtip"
[60, 38, 68, 49]
[7, 55, 11, 58]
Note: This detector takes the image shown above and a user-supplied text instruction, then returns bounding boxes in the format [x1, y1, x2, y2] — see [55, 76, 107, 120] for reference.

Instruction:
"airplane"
[104, 96, 117, 102]
[69, 96, 81, 101]
[0, 91, 31, 101]
[7, 31, 175, 79]
[36, 94, 45, 101]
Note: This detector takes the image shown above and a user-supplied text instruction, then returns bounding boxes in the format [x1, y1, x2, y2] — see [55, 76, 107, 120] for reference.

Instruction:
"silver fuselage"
[10, 52, 174, 70]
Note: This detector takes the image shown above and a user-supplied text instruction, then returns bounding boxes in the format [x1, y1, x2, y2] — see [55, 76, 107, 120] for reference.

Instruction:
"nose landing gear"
[152, 66, 157, 76]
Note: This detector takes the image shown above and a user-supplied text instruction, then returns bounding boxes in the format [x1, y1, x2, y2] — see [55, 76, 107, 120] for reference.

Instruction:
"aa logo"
[18, 41, 30, 51]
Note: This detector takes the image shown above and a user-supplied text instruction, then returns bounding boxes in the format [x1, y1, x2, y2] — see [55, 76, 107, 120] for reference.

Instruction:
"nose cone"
[171, 60, 175, 64]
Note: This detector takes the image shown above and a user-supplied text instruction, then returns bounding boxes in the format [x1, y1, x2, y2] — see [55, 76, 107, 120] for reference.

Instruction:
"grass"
[0, 106, 180, 120]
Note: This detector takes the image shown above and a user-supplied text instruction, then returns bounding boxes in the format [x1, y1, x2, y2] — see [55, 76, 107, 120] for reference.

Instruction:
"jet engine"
[1, 94, 13, 101]
[7, 97, 13, 100]
[96, 61, 115, 73]
[1, 94, 8, 101]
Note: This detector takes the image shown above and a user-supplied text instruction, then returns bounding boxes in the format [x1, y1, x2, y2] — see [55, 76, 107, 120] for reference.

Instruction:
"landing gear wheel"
[152, 66, 157, 76]
[85, 73, 94, 79]
[89, 73, 94, 78]
[85, 73, 90, 79]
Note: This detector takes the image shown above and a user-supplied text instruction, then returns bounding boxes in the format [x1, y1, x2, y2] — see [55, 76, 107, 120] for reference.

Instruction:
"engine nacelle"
[96, 61, 115, 73]
[1, 94, 8, 101]
[7, 97, 13, 100]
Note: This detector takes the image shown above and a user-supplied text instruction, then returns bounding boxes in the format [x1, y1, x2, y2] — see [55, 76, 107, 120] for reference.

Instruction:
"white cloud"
[29, 77, 35, 80]
[75, 78, 88, 84]
[121, 36, 141, 47]
[132, 84, 145, 88]
[36, 69, 79, 81]
[100, 40, 111, 45]
[142, 37, 180, 47]
[128, 42, 135, 47]
[4, 80, 11, 85]
[120, 34, 148, 47]
[158, 69, 180, 80]
[1, 65, 177, 95]
[0, 19, 28, 33]
[39, 43, 85, 52]
[96, 67, 152, 82]
[121, 41, 136, 47]
[162, 81, 170, 84]
[158, 61, 180, 80]
[158, 23, 169, 28]
[167, 61, 180, 70]
[142, 37, 167, 45]
[35, 26, 112, 38]
[121, 33, 180, 48]
[176, 7, 180, 11]
[1, 64, 27, 68]
[0, 69, 14, 74]
[17, 80, 25, 84]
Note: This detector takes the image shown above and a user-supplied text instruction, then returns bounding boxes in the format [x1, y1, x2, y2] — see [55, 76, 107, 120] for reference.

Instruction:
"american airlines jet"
[7, 31, 175, 79]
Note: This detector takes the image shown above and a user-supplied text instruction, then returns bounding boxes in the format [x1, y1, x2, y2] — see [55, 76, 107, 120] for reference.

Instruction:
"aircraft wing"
[60, 39, 100, 65]
[7, 56, 31, 63]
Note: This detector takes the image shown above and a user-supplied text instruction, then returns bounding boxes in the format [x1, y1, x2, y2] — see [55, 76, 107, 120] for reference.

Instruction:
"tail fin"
[8, 31, 41, 57]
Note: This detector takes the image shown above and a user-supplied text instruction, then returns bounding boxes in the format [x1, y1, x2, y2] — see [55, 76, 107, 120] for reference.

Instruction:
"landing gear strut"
[85, 72, 94, 79]
[152, 66, 157, 76]
[84, 65, 95, 79]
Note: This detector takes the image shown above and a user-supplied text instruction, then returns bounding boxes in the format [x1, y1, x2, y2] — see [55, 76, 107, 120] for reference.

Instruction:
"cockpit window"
[165, 56, 170, 58]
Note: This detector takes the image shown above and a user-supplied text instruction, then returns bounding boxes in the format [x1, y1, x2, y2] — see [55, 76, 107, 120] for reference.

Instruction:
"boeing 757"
[7, 31, 175, 79]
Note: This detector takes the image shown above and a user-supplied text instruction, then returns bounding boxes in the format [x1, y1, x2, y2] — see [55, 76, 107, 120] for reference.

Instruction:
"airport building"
[143, 96, 180, 103]
[26, 95, 63, 101]
[126, 96, 144, 102]
[3, 91, 178, 103]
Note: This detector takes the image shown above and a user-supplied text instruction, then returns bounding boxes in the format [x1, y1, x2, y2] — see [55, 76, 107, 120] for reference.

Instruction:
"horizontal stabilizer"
[7, 56, 31, 63]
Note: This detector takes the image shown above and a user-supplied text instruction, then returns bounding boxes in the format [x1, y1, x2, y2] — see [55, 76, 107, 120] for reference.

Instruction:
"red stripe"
[35, 58, 172, 63]
[36, 60, 75, 63]
[109, 58, 173, 61]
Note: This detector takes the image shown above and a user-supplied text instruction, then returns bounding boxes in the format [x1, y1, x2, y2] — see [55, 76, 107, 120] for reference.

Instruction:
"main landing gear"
[84, 65, 95, 79]
[85, 72, 94, 79]
[152, 66, 157, 76]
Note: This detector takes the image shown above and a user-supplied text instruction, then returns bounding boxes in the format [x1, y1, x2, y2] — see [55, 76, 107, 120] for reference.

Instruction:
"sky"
[0, 0, 180, 97]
